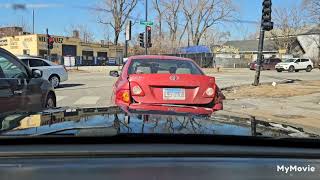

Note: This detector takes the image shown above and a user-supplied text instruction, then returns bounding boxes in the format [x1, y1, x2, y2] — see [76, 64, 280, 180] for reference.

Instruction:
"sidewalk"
[66, 66, 122, 73]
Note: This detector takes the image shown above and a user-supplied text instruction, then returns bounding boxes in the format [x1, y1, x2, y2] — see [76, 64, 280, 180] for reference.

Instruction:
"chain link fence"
[165, 53, 249, 68]
[47, 55, 122, 66]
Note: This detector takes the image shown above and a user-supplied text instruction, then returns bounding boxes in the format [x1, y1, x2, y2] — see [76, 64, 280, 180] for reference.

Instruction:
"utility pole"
[145, 0, 148, 55]
[32, 9, 35, 34]
[253, 0, 273, 86]
[46, 28, 50, 60]
[125, 21, 132, 58]
[124, 37, 128, 58]
[253, 28, 265, 86]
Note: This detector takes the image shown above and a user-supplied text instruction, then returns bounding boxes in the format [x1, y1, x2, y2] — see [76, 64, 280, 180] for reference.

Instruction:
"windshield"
[284, 59, 296, 63]
[0, 0, 320, 140]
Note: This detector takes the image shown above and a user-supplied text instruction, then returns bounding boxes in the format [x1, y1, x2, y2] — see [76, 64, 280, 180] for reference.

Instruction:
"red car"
[249, 58, 282, 70]
[111, 55, 225, 116]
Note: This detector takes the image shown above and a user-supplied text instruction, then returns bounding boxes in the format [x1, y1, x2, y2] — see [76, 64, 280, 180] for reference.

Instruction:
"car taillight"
[130, 82, 145, 96]
[116, 90, 131, 103]
[203, 84, 216, 98]
[205, 88, 214, 96]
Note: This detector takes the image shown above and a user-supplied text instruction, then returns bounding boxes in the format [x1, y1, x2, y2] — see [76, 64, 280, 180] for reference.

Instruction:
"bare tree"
[182, 0, 235, 46]
[162, 0, 183, 48]
[153, 0, 166, 47]
[303, 0, 320, 23]
[96, 0, 138, 45]
[202, 28, 230, 47]
[268, 7, 305, 53]
[64, 24, 95, 43]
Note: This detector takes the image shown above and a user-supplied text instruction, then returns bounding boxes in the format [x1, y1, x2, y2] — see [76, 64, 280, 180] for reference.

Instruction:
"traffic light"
[139, 32, 144, 48]
[146, 26, 152, 48]
[47, 35, 54, 49]
[262, 0, 273, 31]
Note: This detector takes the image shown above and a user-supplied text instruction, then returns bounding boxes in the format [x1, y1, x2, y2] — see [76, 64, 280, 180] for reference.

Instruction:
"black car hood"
[0, 106, 317, 138]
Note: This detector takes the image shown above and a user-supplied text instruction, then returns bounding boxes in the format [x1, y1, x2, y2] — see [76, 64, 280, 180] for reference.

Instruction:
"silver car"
[18, 56, 68, 88]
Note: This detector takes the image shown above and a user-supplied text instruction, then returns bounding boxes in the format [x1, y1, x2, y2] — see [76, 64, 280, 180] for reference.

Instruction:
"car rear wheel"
[306, 65, 312, 72]
[276, 69, 282, 72]
[288, 66, 295, 72]
[295, 70, 299, 72]
[45, 93, 56, 108]
[49, 75, 60, 88]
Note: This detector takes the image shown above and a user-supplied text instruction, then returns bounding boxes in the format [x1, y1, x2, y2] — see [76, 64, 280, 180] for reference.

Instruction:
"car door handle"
[13, 90, 23, 95]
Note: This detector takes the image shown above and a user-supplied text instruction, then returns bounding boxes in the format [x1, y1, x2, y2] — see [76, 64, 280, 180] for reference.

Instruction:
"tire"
[295, 70, 299, 72]
[45, 93, 56, 108]
[276, 69, 282, 72]
[288, 66, 295, 73]
[306, 65, 312, 72]
[49, 75, 60, 88]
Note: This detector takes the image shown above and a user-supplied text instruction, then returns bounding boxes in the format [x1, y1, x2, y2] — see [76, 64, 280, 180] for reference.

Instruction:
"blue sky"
[0, 0, 303, 42]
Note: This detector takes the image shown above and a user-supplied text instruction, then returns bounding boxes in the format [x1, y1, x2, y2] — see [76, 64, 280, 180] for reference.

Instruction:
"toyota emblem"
[169, 75, 179, 81]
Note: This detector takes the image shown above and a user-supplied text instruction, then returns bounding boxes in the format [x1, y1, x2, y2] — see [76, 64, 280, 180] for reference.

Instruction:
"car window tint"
[0, 56, 28, 79]
[29, 59, 44, 67]
[295, 59, 300, 63]
[21, 59, 29, 66]
[301, 59, 309, 62]
[128, 59, 203, 75]
[42, 60, 51, 66]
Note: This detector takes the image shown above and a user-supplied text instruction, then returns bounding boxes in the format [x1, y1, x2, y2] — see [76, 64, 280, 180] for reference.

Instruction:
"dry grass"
[224, 80, 320, 99]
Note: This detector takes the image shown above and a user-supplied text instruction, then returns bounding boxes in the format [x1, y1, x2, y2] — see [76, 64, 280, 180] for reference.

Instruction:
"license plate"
[163, 88, 185, 100]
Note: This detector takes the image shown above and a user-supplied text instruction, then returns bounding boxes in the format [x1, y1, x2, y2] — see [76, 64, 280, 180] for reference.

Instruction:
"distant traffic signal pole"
[46, 28, 50, 61]
[147, 26, 152, 48]
[253, 0, 274, 86]
[46, 28, 55, 61]
[145, 0, 148, 55]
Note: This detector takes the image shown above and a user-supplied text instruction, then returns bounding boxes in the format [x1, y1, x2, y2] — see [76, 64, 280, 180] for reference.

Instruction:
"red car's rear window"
[127, 59, 204, 75]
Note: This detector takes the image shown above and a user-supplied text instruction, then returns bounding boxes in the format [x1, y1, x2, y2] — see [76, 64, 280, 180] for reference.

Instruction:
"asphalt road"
[56, 68, 320, 108]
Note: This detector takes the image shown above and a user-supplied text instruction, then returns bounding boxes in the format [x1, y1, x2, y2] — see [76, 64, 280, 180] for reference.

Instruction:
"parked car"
[18, 56, 68, 88]
[249, 58, 282, 70]
[110, 55, 225, 116]
[275, 58, 313, 72]
[0, 48, 56, 115]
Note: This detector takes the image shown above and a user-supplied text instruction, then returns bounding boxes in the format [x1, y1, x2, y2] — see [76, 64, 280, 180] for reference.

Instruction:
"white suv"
[275, 58, 313, 72]
[18, 56, 68, 88]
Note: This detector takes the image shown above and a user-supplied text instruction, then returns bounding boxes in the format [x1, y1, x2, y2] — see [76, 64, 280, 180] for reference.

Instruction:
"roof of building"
[223, 40, 277, 52]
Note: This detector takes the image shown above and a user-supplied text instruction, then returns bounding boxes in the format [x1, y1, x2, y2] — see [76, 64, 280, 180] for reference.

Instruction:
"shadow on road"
[58, 84, 85, 89]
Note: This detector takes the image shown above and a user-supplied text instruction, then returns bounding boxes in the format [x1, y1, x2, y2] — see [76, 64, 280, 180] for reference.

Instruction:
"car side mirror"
[32, 69, 43, 78]
[109, 70, 119, 77]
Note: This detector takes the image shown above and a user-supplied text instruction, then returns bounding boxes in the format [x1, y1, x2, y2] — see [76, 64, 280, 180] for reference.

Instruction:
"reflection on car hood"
[0, 106, 317, 138]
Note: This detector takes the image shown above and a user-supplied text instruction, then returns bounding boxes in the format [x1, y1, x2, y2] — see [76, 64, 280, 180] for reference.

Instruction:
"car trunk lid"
[128, 74, 215, 104]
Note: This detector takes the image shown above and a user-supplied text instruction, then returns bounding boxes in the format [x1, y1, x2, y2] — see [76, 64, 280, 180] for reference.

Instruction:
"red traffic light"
[48, 37, 54, 43]
[146, 26, 151, 31]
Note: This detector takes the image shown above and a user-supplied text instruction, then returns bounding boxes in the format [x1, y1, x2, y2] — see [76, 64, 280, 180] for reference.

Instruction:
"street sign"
[125, 21, 132, 41]
[140, 20, 153, 26]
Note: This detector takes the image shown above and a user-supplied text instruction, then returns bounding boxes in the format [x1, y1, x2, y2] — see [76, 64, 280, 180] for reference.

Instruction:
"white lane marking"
[56, 96, 66, 102]
[74, 96, 100, 105]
